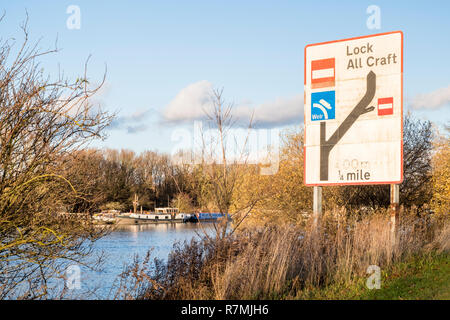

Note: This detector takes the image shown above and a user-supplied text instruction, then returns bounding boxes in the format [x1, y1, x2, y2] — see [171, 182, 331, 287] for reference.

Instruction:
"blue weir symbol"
[311, 90, 335, 121]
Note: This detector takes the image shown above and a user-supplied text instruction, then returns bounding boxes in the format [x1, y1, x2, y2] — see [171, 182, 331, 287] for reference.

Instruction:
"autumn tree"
[323, 114, 434, 210]
[231, 128, 311, 227]
[59, 149, 108, 212]
[0, 18, 112, 298]
[232, 114, 437, 227]
[430, 124, 450, 216]
[192, 88, 263, 238]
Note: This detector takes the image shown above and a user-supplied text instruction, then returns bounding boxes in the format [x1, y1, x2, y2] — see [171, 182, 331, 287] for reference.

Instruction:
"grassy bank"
[295, 252, 450, 300]
[114, 210, 449, 300]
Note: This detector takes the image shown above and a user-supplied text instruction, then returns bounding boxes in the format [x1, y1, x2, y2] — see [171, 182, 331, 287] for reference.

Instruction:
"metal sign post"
[313, 186, 322, 229]
[390, 184, 400, 245]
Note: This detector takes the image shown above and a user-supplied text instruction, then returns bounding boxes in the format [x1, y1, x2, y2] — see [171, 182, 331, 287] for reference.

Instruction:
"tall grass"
[114, 208, 449, 300]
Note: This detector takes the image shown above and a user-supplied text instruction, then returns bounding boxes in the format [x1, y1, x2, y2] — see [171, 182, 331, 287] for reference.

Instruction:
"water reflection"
[83, 222, 215, 299]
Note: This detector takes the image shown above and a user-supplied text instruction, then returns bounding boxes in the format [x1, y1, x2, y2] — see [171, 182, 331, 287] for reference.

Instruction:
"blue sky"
[2, 0, 449, 153]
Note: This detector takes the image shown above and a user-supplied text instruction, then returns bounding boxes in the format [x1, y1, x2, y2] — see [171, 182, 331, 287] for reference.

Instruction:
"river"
[77, 223, 215, 299]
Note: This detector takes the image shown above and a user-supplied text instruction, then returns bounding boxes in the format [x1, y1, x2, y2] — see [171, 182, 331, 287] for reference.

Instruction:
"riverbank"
[294, 252, 450, 300]
[112, 210, 449, 300]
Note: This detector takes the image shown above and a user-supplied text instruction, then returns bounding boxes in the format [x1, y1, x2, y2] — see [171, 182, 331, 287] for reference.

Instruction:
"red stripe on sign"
[311, 58, 335, 89]
[312, 58, 335, 70]
[378, 97, 393, 105]
[312, 80, 335, 89]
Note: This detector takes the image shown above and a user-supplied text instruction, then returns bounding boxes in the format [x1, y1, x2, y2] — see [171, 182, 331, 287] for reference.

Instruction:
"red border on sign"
[303, 30, 404, 186]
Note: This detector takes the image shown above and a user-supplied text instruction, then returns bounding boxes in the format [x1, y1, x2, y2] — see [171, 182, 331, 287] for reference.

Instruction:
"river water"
[75, 223, 215, 299]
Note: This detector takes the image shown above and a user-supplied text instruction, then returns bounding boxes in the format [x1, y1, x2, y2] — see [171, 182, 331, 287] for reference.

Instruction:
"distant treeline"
[61, 115, 444, 220]
[61, 148, 193, 212]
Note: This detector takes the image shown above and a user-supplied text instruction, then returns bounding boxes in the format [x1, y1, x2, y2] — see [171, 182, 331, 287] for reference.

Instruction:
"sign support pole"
[390, 184, 399, 245]
[313, 186, 322, 229]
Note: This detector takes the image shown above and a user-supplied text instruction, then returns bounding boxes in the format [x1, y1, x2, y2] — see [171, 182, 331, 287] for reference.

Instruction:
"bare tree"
[194, 88, 263, 239]
[0, 17, 112, 298]
[325, 114, 434, 210]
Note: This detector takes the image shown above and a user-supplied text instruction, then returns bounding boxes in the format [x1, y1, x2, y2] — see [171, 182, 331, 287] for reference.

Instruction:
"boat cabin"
[155, 207, 179, 214]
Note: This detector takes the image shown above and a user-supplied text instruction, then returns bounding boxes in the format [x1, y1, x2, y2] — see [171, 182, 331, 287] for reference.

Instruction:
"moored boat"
[184, 212, 231, 223]
[116, 207, 193, 225]
[94, 206, 232, 225]
[93, 210, 120, 224]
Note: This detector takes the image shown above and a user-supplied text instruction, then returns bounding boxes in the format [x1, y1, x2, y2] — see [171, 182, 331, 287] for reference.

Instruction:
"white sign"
[304, 31, 403, 186]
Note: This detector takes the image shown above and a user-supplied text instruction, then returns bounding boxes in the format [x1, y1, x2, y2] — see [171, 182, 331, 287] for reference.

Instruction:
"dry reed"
[114, 208, 449, 300]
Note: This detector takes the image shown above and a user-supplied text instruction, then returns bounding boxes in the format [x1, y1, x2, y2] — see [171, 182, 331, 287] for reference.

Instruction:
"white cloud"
[163, 80, 214, 122]
[109, 108, 153, 134]
[409, 85, 450, 110]
[162, 80, 304, 128]
[234, 95, 304, 127]
[57, 81, 111, 120]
